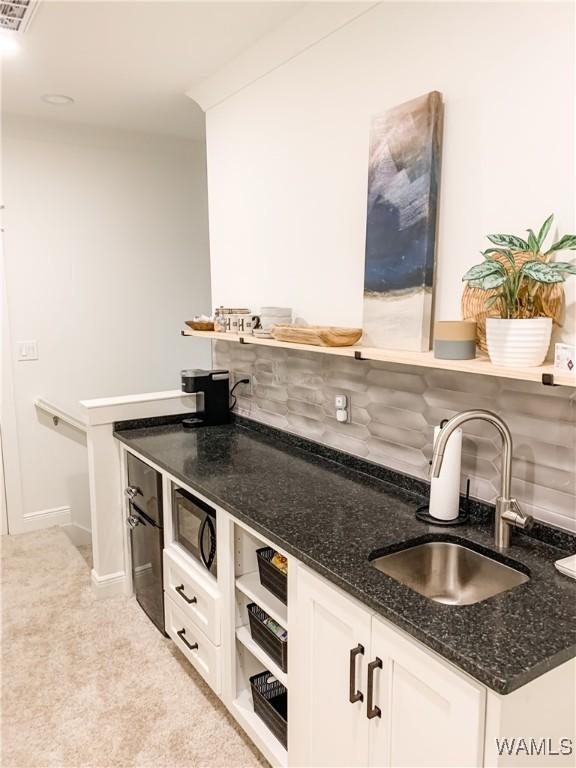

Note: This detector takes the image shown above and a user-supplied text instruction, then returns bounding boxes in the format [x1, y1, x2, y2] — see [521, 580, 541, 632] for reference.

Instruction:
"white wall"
[2, 116, 212, 534]
[205, 2, 575, 342]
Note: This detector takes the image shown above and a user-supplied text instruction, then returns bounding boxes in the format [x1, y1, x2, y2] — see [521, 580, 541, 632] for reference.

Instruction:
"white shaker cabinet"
[290, 564, 485, 768]
[289, 564, 372, 767]
[368, 615, 485, 767]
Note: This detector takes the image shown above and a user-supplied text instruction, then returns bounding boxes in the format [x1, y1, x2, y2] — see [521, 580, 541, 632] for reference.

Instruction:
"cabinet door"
[368, 616, 485, 768]
[290, 565, 372, 768]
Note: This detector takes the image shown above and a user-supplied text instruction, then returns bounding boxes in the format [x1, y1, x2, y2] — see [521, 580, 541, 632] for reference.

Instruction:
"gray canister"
[433, 321, 477, 360]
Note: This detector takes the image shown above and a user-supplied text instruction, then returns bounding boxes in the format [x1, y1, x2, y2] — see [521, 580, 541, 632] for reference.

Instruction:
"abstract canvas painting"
[363, 91, 443, 351]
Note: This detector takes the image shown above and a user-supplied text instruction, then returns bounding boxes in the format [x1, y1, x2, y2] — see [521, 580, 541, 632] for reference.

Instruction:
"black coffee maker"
[181, 369, 230, 427]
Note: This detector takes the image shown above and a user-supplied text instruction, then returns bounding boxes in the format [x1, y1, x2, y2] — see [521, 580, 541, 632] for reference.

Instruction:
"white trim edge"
[17, 505, 71, 533]
[90, 568, 127, 599]
[34, 398, 87, 433]
[186, 3, 377, 111]
[81, 390, 198, 426]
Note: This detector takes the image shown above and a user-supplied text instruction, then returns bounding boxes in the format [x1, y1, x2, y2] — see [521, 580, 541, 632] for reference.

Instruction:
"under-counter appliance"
[125, 453, 165, 634]
[173, 487, 217, 577]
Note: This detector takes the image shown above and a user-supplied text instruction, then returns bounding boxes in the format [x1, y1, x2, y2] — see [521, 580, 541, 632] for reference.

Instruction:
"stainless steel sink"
[370, 540, 529, 605]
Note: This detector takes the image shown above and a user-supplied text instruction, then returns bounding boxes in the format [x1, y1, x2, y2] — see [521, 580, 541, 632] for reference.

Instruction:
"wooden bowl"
[271, 325, 362, 347]
[185, 320, 215, 332]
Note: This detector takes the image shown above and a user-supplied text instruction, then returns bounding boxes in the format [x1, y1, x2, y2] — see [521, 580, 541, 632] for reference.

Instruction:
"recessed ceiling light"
[42, 94, 75, 106]
[0, 30, 21, 58]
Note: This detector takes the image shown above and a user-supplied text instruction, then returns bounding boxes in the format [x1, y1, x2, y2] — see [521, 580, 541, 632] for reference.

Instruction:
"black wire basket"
[256, 547, 287, 605]
[247, 603, 288, 672]
[250, 670, 288, 749]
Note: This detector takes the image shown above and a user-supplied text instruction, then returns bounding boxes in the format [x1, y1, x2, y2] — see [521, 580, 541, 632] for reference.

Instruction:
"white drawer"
[165, 594, 221, 694]
[163, 546, 221, 644]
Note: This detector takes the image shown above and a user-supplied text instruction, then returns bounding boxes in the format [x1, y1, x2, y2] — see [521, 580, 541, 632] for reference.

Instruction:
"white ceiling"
[2, 1, 304, 139]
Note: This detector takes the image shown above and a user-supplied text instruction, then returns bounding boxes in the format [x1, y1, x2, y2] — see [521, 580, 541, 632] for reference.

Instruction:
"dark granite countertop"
[114, 417, 576, 695]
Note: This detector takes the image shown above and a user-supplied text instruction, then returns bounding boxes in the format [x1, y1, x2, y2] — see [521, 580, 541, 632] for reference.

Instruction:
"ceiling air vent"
[0, 0, 38, 33]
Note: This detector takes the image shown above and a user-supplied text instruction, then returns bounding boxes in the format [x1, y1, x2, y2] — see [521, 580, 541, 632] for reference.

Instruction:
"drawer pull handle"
[367, 657, 383, 719]
[349, 644, 364, 703]
[175, 584, 197, 604]
[177, 628, 198, 651]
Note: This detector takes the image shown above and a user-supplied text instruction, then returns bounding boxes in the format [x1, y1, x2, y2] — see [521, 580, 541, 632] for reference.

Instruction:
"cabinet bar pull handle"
[175, 584, 197, 604]
[349, 644, 364, 703]
[177, 628, 198, 651]
[367, 657, 382, 719]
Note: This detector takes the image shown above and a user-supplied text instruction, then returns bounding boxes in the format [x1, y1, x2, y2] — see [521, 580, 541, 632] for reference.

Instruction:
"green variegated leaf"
[527, 229, 539, 253]
[520, 261, 566, 283]
[547, 234, 576, 253]
[480, 274, 507, 290]
[487, 233, 529, 250]
[551, 262, 576, 275]
[537, 214, 554, 248]
[462, 261, 506, 282]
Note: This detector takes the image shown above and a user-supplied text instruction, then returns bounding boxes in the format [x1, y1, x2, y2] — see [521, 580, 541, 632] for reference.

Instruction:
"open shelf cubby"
[236, 624, 288, 687]
[233, 632, 288, 767]
[231, 521, 289, 765]
[232, 688, 288, 768]
[236, 571, 288, 627]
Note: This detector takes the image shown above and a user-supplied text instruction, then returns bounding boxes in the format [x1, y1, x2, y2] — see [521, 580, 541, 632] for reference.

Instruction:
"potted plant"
[462, 215, 576, 367]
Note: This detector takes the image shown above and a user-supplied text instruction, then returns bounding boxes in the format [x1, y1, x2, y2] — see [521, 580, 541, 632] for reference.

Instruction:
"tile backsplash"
[214, 341, 576, 532]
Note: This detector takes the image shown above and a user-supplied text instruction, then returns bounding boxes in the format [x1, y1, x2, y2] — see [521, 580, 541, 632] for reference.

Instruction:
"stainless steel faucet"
[430, 410, 533, 549]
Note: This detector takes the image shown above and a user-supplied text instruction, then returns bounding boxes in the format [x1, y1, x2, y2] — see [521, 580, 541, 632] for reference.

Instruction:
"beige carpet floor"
[1, 527, 268, 768]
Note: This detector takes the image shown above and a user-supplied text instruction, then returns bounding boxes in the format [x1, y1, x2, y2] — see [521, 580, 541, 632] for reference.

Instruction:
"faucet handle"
[502, 499, 534, 531]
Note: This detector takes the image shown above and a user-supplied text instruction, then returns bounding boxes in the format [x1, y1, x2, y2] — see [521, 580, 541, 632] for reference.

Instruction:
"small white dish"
[260, 307, 292, 315]
[555, 554, 576, 580]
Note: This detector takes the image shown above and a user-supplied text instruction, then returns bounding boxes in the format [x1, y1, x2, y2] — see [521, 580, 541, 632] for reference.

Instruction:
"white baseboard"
[18, 505, 71, 533]
[90, 568, 127, 599]
[61, 522, 92, 547]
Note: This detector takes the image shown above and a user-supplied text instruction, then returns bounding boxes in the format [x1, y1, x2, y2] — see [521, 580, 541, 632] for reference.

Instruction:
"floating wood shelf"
[182, 329, 576, 388]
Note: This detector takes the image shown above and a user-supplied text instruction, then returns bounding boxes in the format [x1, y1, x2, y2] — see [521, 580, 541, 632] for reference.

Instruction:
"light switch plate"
[17, 340, 39, 361]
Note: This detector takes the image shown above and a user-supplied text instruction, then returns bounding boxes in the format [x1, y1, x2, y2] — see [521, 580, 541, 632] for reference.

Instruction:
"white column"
[81, 390, 199, 598]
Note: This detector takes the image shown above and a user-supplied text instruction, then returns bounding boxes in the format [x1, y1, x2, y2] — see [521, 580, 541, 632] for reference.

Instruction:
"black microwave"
[173, 487, 217, 576]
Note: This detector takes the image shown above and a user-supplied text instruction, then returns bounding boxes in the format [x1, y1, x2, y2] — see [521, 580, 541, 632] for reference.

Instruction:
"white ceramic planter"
[485, 317, 553, 368]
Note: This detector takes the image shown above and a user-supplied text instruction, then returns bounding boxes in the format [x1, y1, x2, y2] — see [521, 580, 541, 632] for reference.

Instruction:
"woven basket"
[461, 251, 564, 353]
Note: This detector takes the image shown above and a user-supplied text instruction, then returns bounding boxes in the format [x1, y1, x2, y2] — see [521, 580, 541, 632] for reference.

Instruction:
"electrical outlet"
[233, 372, 253, 396]
[335, 393, 350, 422]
